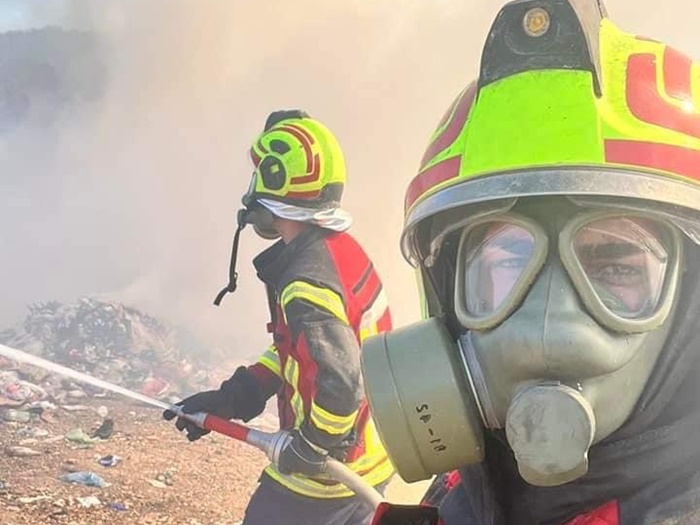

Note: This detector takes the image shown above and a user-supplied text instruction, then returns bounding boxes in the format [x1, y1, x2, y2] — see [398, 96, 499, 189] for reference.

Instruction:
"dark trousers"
[242, 473, 387, 525]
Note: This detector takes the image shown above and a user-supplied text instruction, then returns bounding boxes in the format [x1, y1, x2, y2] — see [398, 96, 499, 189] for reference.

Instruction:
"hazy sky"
[2, 0, 699, 358]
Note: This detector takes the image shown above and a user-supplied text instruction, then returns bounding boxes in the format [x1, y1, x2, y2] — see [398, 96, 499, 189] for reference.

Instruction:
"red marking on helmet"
[250, 147, 262, 167]
[284, 122, 315, 145]
[287, 189, 322, 199]
[605, 139, 700, 181]
[277, 124, 319, 185]
[626, 51, 700, 139]
[663, 47, 693, 101]
[256, 139, 269, 155]
[293, 153, 321, 185]
[420, 83, 477, 170]
[405, 156, 461, 212]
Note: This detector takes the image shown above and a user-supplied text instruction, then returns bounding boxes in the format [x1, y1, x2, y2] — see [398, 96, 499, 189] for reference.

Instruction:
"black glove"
[162, 366, 266, 442]
[277, 429, 329, 476]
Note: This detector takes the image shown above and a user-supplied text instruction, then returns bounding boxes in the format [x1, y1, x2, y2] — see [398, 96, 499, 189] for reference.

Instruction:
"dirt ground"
[0, 397, 429, 525]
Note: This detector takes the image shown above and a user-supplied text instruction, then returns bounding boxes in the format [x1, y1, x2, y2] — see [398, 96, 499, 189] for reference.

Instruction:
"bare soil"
[0, 397, 268, 525]
[0, 397, 429, 525]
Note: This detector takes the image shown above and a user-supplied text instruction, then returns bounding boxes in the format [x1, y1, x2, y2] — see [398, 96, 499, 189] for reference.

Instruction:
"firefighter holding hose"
[164, 110, 394, 525]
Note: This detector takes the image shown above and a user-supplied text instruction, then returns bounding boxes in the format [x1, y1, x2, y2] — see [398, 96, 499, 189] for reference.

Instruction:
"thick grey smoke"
[2, 0, 700, 357]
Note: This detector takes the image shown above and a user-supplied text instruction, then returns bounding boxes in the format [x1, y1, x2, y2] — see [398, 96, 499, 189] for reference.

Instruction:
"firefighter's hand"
[162, 389, 236, 442]
[278, 430, 329, 476]
[162, 367, 266, 442]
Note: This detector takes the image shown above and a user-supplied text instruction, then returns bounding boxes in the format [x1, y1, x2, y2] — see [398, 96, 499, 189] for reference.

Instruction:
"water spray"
[0, 343, 384, 511]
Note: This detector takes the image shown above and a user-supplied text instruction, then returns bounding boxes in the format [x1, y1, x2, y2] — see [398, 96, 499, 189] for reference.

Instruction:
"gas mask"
[244, 205, 281, 241]
[212, 203, 280, 307]
[361, 204, 684, 487]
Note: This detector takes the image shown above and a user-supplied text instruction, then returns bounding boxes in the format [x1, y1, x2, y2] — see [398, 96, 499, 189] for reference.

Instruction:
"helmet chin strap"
[213, 209, 249, 306]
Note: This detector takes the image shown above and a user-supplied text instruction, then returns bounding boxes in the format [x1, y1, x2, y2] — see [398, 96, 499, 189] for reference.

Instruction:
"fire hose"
[0, 343, 384, 512]
[173, 409, 384, 511]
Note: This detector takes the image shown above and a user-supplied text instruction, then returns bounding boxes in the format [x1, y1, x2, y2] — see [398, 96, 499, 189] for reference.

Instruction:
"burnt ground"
[0, 397, 428, 525]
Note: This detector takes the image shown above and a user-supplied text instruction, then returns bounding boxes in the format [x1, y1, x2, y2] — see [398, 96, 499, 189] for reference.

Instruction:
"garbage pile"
[0, 297, 224, 410]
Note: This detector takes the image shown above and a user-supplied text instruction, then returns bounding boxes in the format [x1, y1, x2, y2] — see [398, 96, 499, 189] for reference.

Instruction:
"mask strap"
[213, 211, 248, 306]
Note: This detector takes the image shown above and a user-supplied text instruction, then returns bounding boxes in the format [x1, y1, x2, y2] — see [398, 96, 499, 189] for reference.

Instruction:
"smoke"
[2, 0, 700, 356]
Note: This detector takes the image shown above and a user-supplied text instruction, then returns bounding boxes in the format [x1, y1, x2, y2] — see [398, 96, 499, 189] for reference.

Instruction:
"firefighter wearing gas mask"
[165, 110, 395, 525]
[363, 0, 700, 523]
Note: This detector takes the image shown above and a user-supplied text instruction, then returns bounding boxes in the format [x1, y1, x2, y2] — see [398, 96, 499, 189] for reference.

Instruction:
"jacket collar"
[253, 225, 329, 285]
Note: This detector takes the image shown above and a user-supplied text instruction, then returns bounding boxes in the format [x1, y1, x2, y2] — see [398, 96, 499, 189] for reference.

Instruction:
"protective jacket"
[247, 225, 395, 498]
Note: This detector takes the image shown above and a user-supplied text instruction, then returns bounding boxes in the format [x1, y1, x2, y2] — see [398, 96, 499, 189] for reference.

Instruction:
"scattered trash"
[5, 445, 41, 457]
[98, 454, 121, 467]
[109, 502, 128, 511]
[0, 372, 47, 406]
[154, 467, 177, 486]
[29, 401, 57, 411]
[59, 471, 107, 488]
[1, 408, 32, 423]
[40, 411, 57, 424]
[77, 495, 102, 508]
[142, 377, 170, 398]
[61, 404, 90, 412]
[146, 479, 168, 489]
[65, 428, 97, 445]
[96, 405, 109, 418]
[92, 418, 114, 439]
[17, 426, 49, 438]
[18, 495, 52, 504]
[0, 298, 223, 401]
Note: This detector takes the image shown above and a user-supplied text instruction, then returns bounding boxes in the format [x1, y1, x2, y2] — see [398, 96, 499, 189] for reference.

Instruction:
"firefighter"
[165, 110, 395, 525]
[361, 0, 700, 524]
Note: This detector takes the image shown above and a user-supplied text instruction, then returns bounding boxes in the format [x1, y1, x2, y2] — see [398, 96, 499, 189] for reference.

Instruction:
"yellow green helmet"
[402, 0, 700, 269]
[244, 110, 346, 209]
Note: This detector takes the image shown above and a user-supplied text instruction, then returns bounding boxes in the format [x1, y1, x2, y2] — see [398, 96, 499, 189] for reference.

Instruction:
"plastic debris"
[61, 404, 90, 412]
[17, 426, 49, 438]
[98, 454, 121, 467]
[146, 479, 168, 489]
[18, 495, 52, 504]
[1, 409, 31, 423]
[59, 471, 107, 488]
[5, 446, 41, 457]
[92, 418, 114, 439]
[77, 495, 102, 508]
[65, 428, 97, 445]
[109, 502, 128, 511]
[0, 298, 222, 401]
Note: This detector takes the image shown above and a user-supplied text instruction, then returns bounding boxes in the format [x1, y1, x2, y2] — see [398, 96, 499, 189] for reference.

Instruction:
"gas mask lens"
[455, 215, 548, 329]
[463, 222, 537, 315]
[455, 211, 681, 332]
[572, 217, 669, 319]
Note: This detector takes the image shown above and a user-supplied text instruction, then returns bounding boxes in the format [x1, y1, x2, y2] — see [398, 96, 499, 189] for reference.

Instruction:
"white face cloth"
[258, 198, 353, 232]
